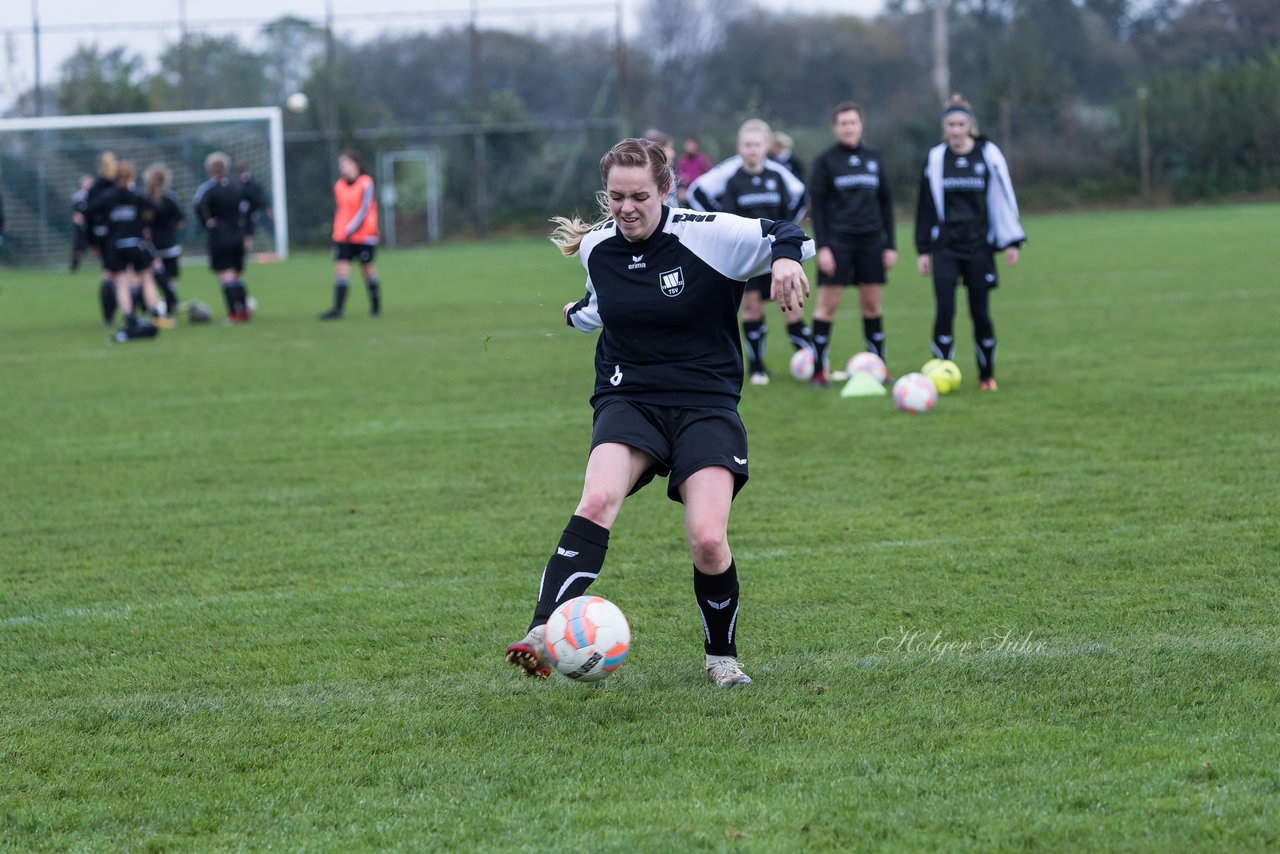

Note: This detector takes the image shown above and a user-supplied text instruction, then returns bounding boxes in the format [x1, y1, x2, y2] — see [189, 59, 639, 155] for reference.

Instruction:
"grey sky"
[4, 0, 884, 101]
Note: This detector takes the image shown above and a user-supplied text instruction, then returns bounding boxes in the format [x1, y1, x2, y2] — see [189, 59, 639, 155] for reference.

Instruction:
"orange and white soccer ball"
[846, 351, 888, 384]
[544, 596, 631, 682]
[789, 347, 815, 381]
[892, 372, 938, 413]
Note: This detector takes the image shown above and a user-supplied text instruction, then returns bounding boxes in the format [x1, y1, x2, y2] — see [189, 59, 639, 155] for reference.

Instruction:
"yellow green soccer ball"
[921, 359, 962, 394]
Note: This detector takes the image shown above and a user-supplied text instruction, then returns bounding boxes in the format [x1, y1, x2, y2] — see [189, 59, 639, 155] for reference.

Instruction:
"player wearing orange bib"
[320, 150, 382, 320]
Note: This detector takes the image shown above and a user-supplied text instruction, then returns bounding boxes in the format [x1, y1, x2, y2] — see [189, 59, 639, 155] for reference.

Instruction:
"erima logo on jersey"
[659, 268, 685, 297]
[848, 155, 862, 166]
[670, 213, 716, 223]
[956, 157, 969, 167]
[556, 547, 579, 558]
[628, 254, 646, 270]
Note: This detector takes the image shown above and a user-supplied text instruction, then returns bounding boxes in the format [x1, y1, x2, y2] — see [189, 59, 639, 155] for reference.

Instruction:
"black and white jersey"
[809, 143, 895, 249]
[687, 156, 807, 223]
[566, 206, 816, 409]
[149, 191, 185, 255]
[86, 185, 157, 250]
[192, 178, 246, 248]
[915, 138, 1025, 257]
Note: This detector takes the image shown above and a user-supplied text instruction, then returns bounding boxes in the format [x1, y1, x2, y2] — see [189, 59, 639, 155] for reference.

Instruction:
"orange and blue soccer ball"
[545, 596, 631, 682]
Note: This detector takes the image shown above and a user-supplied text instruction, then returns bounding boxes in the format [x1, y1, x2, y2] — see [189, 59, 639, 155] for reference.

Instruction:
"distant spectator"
[676, 136, 713, 205]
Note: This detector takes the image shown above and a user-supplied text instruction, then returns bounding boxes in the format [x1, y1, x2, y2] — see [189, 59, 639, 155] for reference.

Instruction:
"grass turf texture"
[1, 204, 1277, 851]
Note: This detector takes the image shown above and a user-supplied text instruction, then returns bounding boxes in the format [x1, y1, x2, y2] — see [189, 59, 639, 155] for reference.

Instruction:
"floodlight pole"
[31, 0, 43, 116]
[325, 0, 339, 179]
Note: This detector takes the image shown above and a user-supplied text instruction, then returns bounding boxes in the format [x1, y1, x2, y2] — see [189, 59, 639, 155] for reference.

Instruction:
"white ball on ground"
[892, 372, 938, 413]
[789, 348, 815, 381]
[846, 351, 888, 384]
[286, 92, 309, 113]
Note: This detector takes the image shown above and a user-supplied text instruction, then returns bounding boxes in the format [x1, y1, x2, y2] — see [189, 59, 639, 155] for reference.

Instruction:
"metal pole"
[470, 0, 488, 237]
[325, 0, 339, 179]
[178, 0, 191, 109]
[1137, 87, 1151, 199]
[931, 0, 949, 106]
[615, 0, 628, 134]
[32, 0, 43, 116]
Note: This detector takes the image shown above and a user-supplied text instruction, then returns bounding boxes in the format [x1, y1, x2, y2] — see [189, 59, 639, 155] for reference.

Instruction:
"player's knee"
[575, 489, 622, 526]
[687, 528, 730, 571]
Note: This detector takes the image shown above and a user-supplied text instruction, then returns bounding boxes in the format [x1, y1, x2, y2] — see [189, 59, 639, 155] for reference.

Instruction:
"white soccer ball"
[789, 347, 815, 381]
[846, 351, 888, 384]
[286, 92, 309, 113]
[544, 596, 631, 682]
[892, 372, 938, 413]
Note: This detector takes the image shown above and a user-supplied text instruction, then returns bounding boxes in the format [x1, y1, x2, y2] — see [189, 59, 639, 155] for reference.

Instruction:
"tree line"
[6, 0, 1277, 241]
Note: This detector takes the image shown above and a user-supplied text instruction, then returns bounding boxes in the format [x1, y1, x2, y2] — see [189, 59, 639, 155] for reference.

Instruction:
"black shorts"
[933, 252, 998, 290]
[334, 242, 376, 264]
[209, 243, 245, 273]
[105, 244, 156, 274]
[819, 234, 887, 286]
[156, 256, 180, 280]
[744, 273, 771, 298]
[590, 398, 749, 503]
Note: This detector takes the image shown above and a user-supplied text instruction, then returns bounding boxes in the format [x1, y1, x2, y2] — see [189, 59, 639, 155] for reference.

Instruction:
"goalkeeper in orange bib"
[320, 150, 382, 320]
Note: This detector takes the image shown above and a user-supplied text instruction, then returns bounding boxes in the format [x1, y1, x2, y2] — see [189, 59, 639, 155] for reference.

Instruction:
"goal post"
[0, 107, 288, 266]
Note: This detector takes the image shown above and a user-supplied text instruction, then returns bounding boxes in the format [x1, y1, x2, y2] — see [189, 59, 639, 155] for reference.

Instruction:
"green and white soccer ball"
[922, 359, 962, 394]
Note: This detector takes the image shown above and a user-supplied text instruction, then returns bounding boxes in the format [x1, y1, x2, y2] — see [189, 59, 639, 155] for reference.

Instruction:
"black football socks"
[863, 315, 885, 359]
[694, 561, 740, 657]
[530, 515, 610, 630]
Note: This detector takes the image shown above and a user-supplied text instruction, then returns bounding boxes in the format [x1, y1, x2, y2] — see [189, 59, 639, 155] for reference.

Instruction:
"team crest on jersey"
[868, 161, 878, 173]
[659, 268, 686, 297]
[765, 178, 777, 190]
[974, 162, 986, 175]
[628, 254, 647, 270]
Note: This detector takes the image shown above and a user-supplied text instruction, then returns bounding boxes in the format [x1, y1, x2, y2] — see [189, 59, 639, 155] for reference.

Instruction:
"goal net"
[0, 107, 288, 266]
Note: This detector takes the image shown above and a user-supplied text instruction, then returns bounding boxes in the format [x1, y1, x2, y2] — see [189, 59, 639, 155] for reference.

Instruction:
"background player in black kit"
[193, 152, 253, 323]
[809, 102, 897, 386]
[504, 137, 814, 687]
[915, 94, 1026, 391]
[688, 118, 813, 385]
[87, 160, 166, 341]
[86, 153, 121, 326]
[144, 163, 184, 322]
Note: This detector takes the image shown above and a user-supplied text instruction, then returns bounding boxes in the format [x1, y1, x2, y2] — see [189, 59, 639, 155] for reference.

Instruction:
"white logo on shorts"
[733, 456, 747, 465]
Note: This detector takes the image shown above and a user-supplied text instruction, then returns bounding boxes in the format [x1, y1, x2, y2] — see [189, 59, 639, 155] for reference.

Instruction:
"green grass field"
[2, 204, 1277, 851]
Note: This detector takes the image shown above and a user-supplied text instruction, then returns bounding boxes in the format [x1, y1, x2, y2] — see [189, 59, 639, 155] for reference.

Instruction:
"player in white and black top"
[809, 101, 897, 385]
[504, 137, 814, 688]
[193, 151, 253, 323]
[914, 94, 1025, 391]
[688, 118, 813, 385]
